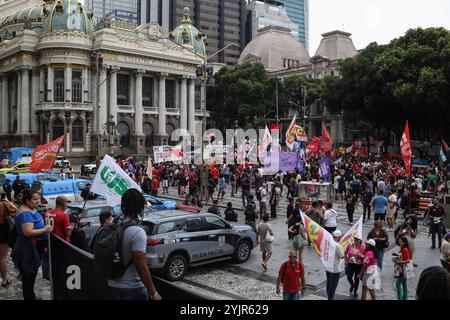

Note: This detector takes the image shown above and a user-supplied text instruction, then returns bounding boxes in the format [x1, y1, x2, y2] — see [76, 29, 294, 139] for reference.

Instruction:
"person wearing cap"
[358, 239, 379, 300]
[367, 221, 389, 270]
[344, 235, 365, 297]
[325, 230, 345, 300]
[441, 232, 450, 272]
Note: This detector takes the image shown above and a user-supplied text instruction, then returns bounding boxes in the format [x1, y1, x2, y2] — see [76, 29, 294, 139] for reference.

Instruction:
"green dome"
[2, 6, 46, 26]
[42, 0, 94, 35]
[170, 7, 206, 57]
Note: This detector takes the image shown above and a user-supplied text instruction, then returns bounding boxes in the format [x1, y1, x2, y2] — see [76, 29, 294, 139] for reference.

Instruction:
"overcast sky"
[309, 0, 450, 54]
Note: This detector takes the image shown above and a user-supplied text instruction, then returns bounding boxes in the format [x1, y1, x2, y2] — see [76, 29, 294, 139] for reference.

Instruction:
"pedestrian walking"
[361, 187, 373, 222]
[393, 236, 412, 300]
[344, 235, 365, 297]
[257, 214, 273, 271]
[367, 221, 389, 270]
[276, 250, 306, 300]
[344, 190, 357, 224]
[289, 219, 307, 263]
[323, 202, 337, 234]
[244, 195, 257, 231]
[358, 239, 379, 300]
[428, 197, 446, 249]
[325, 230, 344, 300]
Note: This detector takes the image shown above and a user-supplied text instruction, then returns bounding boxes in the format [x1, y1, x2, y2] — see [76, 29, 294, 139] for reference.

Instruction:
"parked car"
[143, 194, 177, 210]
[0, 163, 30, 174]
[54, 156, 71, 168]
[81, 163, 97, 175]
[140, 211, 257, 281]
[66, 200, 157, 245]
[36, 179, 91, 209]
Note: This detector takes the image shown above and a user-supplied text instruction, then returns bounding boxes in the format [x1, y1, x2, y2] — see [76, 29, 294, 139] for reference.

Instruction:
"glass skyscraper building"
[282, 0, 309, 51]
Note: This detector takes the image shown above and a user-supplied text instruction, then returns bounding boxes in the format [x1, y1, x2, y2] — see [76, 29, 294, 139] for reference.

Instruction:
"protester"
[206, 176, 216, 205]
[344, 190, 357, 225]
[396, 215, 417, 258]
[244, 195, 257, 230]
[0, 192, 17, 288]
[13, 188, 53, 300]
[3, 180, 12, 201]
[361, 186, 373, 222]
[257, 214, 274, 272]
[428, 197, 446, 249]
[289, 219, 307, 263]
[257, 183, 268, 219]
[269, 190, 279, 219]
[367, 221, 389, 270]
[207, 200, 220, 216]
[345, 235, 365, 297]
[81, 183, 97, 201]
[224, 202, 238, 222]
[358, 239, 379, 300]
[151, 176, 160, 197]
[323, 202, 337, 234]
[386, 189, 398, 230]
[416, 266, 450, 300]
[108, 189, 161, 300]
[89, 211, 113, 252]
[326, 230, 344, 300]
[393, 236, 412, 300]
[12, 176, 25, 201]
[45, 196, 71, 243]
[276, 250, 306, 300]
[217, 174, 226, 201]
[370, 190, 388, 223]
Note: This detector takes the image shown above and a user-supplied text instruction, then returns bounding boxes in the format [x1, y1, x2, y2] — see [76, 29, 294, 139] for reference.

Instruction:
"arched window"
[143, 122, 154, 148]
[166, 123, 176, 146]
[72, 70, 82, 102]
[117, 121, 130, 147]
[54, 69, 64, 102]
[72, 118, 83, 147]
[52, 118, 65, 140]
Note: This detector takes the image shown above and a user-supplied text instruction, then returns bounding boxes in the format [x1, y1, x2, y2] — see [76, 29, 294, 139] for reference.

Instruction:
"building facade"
[0, 0, 207, 163]
[0, 0, 42, 20]
[239, 27, 358, 143]
[137, 0, 247, 66]
[283, 0, 309, 52]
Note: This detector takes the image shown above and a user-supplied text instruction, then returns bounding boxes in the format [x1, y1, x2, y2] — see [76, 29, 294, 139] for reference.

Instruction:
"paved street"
[0, 182, 443, 300]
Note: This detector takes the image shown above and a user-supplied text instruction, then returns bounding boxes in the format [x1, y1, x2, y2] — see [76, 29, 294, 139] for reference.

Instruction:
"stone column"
[82, 66, 89, 103]
[152, 75, 158, 108]
[39, 67, 45, 102]
[31, 68, 40, 134]
[65, 64, 72, 102]
[180, 76, 188, 131]
[21, 67, 31, 134]
[1, 75, 8, 134]
[188, 77, 196, 134]
[98, 66, 108, 134]
[135, 69, 144, 136]
[130, 73, 136, 107]
[109, 66, 119, 122]
[158, 72, 168, 139]
[47, 65, 53, 102]
[17, 70, 22, 134]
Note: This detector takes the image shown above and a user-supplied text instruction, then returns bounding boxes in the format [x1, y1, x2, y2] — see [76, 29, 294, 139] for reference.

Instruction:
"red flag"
[443, 139, 449, 152]
[400, 121, 412, 176]
[29, 134, 66, 173]
[269, 123, 281, 131]
[321, 123, 332, 154]
[306, 137, 322, 155]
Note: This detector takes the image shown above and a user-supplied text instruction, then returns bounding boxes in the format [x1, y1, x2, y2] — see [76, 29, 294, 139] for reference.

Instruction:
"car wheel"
[165, 254, 187, 281]
[234, 240, 252, 263]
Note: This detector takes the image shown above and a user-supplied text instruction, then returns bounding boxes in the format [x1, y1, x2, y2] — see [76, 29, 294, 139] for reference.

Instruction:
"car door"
[80, 207, 104, 243]
[178, 217, 210, 263]
[203, 215, 235, 258]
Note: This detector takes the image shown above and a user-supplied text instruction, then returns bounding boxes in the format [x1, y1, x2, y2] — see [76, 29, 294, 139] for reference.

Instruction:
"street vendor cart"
[298, 181, 334, 210]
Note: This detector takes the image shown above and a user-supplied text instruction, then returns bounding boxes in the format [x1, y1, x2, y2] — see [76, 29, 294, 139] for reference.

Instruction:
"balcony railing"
[36, 102, 93, 112]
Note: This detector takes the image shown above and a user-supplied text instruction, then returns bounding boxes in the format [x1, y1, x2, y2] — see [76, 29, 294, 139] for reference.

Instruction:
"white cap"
[354, 235, 363, 241]
[366, 239, 376, 247]
[332, 230, 343, 238]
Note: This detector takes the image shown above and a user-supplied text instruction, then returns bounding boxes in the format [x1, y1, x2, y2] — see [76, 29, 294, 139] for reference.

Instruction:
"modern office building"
[84, 0, 138, 21]
[246, 0, 298, 41]
[283, 0, 309, 51]
[137, 0, 248, 66]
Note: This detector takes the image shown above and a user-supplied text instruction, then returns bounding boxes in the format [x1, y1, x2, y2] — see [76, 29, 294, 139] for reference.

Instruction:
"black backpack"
[256, 188, 263, 201]
[93, 220, 137, 280]
[241, 177, 250, 190]
[244, 205, 256, 221]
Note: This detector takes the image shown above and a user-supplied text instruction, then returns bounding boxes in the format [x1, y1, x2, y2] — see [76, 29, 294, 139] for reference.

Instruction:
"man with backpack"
[241, 171, 251, 208]
[257, 183, 268, 219]
[244, 195, 257, 231]
[276, 250, 306, 300]
[94, 189, 161, 300]
[89, 211, 113, 252]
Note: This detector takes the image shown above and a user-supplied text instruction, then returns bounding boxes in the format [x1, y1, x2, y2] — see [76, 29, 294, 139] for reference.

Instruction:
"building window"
[195, 86, 201, 110]
[117, 121, 130, 147]
[117, 74, 130, 105]
[54, 70, 64, 102]
[52, 118, 65, 140]
[143, 122, 154, 148]
[142, 77, 153, 107]
[72, 118, 83, 147]
[166, 123, 176, 146]
[165, 80, 175, 109]
[72, 71, 82, 102]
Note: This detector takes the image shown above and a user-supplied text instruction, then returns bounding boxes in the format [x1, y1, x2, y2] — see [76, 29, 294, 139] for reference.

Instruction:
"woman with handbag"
[0, 192, 18, 287]
[393, 237, 412, 300]
[289, 219, 307, 263]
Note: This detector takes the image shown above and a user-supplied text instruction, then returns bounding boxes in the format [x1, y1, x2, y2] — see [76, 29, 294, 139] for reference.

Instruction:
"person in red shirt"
[276, 250, 306, 300]
[151, 176, 160, 197]
[394, 237, 412, 300]
[211, 166, 220, 184]
[45, 196, 71, 242]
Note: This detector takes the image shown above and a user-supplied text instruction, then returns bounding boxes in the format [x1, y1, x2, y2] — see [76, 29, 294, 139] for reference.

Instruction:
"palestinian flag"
[440, 140, 449, 163]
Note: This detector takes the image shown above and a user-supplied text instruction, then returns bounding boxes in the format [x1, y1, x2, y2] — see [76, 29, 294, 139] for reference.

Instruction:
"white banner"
[153, 145, 184, 163]
[91, 155, 142, 206]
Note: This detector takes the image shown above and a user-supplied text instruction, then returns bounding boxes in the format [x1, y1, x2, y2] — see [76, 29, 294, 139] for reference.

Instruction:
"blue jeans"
[110, 286, 149, 300]
[376, 248, 385, 270]
[326, 271, 341, 300]
[283, 291, 301, 300]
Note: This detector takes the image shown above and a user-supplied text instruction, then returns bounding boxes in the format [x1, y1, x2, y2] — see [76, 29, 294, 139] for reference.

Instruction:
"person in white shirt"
[267, 178, 274, 196]
[326, 230, 345, 300]
[323, 202, 337, 234]
[258, 183, 268, 219]
[386, 189, 398, 230]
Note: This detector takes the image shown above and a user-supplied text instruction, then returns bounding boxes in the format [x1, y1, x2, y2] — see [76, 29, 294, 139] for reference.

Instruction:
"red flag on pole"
[29, 134, 66, 173]
[321, 123, 332, 154]
[400, 121, 412, 176]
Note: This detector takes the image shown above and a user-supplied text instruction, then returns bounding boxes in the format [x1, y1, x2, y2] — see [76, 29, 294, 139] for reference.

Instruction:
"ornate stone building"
[238, 26, 358, 144]
[0, 0, 206, 163]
